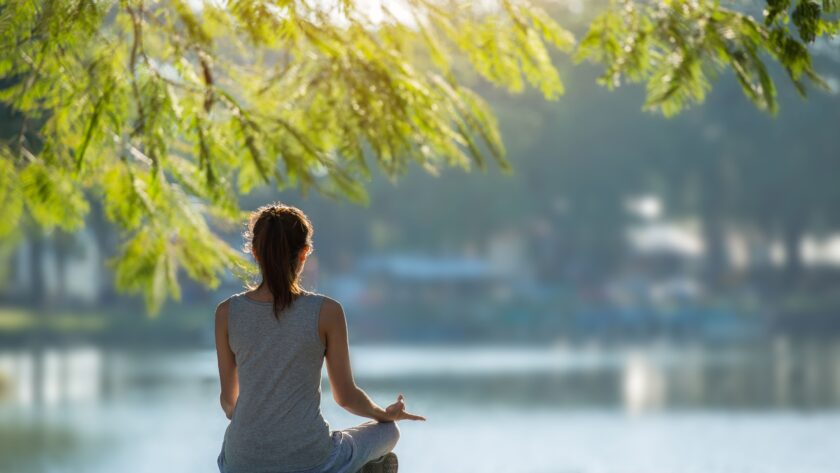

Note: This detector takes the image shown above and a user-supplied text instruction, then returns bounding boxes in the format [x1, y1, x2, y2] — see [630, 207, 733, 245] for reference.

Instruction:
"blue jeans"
[218, 421, 400, 473]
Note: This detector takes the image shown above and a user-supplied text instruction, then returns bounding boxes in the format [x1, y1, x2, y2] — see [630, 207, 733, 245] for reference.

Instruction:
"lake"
[1, 340, 839, 473]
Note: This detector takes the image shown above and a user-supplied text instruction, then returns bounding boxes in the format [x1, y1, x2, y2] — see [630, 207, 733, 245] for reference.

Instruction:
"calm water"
[1, 340, 839, 473]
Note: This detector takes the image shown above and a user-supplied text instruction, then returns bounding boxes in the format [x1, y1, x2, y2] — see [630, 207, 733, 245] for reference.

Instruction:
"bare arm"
[215, 299, 239, 420]
[319, 297, 425, 422]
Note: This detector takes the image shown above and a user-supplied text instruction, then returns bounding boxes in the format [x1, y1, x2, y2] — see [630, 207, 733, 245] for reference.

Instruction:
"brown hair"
[243, 203, 314, 319]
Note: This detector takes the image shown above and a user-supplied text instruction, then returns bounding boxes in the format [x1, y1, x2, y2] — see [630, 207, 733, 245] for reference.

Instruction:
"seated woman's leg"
[340, 421, 400, 472]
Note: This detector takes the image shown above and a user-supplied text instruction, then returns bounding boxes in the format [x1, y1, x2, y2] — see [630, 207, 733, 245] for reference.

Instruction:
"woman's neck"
[247, 285, 274, 302]
[247, 283, 304, 302]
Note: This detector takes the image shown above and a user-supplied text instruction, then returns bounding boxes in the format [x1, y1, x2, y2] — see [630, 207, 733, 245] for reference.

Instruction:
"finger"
[401, 412, 426, 421]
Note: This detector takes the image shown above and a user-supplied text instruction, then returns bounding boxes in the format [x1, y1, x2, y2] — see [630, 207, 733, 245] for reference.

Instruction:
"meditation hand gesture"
[383, 394, 426, 421]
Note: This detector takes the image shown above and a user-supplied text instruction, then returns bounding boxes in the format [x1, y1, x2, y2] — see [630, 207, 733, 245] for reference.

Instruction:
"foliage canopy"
[0, 0, 836, 312]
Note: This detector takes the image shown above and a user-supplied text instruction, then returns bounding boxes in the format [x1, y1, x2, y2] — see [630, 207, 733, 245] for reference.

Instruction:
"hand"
[383, 394, 426, 421]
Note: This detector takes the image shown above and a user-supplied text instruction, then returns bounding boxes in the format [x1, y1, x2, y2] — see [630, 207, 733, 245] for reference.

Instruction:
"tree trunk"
[89, 199, 117, 305]
[782, 221, 804, 287]
[53, 231, 70, 304]
[28, 228, 47, 307]
[699, 183, 728, 287]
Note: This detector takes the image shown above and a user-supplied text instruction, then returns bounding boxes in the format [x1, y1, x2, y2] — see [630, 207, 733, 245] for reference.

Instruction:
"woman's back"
[222, 290, 332, 473]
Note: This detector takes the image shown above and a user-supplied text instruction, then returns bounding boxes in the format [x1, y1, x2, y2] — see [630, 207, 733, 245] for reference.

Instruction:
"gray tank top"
[222, 290, 333, 473]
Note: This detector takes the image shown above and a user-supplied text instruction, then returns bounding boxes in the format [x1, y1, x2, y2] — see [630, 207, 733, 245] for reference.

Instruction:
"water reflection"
[2, 340, 840, 410]
[0, 347, 102, 405]
[622, 350, 666, 414]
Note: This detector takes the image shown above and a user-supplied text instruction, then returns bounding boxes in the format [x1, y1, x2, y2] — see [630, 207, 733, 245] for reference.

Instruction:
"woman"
[215, 203, 425, 473]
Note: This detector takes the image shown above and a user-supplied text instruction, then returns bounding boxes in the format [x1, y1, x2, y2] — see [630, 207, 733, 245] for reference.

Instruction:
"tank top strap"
[301, 291, 327, 349]
[226, 292, 246, 320]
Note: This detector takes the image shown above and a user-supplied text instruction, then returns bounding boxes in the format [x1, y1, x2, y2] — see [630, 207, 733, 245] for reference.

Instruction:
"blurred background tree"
[0, 0, 837, 313]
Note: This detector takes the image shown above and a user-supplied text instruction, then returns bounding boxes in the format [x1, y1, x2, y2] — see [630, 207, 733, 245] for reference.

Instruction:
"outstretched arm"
[319, 298, 425, 422]
[215, 299, 239, 420]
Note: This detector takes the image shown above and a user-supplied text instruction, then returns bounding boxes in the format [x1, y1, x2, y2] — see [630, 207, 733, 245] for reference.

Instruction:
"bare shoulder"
[317, 295, 346, 328]
[215, 297, 231, 324]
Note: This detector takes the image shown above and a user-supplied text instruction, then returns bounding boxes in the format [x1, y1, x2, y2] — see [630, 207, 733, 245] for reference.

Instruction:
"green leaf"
[20, 160, 89, 231]
[0, 153, 23, 237]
